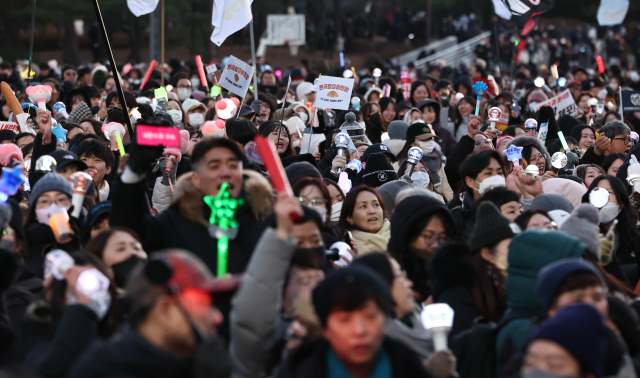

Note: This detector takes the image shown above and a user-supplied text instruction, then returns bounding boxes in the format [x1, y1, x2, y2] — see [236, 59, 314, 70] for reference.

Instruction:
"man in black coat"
[110, 122, 273, 275]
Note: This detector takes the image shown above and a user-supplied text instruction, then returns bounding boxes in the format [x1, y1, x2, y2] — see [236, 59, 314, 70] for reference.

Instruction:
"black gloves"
[127, 138, 164, 175]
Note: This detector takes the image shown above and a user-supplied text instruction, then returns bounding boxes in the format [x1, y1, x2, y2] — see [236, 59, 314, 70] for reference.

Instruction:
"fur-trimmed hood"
[170, 169, 274, 227]
[505, 135, 551, 169]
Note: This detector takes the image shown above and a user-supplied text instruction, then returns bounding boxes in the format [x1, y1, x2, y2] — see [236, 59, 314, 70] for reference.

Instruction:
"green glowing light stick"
[203, 182, 244, 277]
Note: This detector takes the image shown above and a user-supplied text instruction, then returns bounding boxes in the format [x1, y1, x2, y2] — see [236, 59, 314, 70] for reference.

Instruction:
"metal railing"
[412, 31, 492, 69]
[391, 36, 459, 67]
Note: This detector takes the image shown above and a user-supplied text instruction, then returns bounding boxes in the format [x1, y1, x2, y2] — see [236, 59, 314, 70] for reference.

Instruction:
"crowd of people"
[1, 19, 640, 378]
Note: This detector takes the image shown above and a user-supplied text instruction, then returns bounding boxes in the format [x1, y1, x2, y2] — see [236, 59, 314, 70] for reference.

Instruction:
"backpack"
[450, 309, 535, 378]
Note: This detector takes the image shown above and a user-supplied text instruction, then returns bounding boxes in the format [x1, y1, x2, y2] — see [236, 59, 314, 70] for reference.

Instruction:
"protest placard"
[219, 56, 254, 98]
[0, 122, 20, 134]
[314, 76, 354, 110]
[621, 90, 640, 113]
[531, 89, 577, 119]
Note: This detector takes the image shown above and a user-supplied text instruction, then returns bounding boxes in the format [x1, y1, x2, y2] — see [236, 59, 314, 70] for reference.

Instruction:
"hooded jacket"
[496, 231, 586, 362]
[110, 170, 273, 274]
[388, 196, 457, 301]
[416, 99, 457, 157]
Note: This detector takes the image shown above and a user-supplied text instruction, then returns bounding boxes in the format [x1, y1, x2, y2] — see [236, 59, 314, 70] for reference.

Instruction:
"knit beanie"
[468, 202, 514, 252]
[536, 259, 605, 311]
[377, 180, 409, 214]
[387, 120, 410, 140]
[284, 161, 321, 186]
[530, 194, 574, 213]
[527, 303, 606, 378]
[29, 172, 73, 209]
[352, 253, 394, 287]
[312, 265, 391, 327]
[560, 204, 601, 259]
[362, 153, 398, 188]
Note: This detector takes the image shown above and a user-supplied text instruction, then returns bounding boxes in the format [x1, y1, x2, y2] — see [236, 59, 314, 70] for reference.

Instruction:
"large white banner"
[315, 76, 354, 111]
[127, 0, 159, 17]
[531, 89, 577, 119]
[219, 56, 254, 98]
[597, 0, 629, 26]
[210, 0, 254, 46]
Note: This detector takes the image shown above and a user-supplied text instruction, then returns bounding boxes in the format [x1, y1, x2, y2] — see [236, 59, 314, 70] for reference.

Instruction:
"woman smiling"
[338, 186, 390, 255]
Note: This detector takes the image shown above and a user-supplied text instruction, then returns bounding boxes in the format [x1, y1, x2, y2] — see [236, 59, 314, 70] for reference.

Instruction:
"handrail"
[413, 31, 492, 69]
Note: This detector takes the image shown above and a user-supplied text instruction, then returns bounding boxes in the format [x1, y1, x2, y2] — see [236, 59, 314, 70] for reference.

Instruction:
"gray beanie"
[377, 180, 409, 215]
[387, 120, 410, 140]
[29, 172, 73, 209]
[530, 194, 574, 213]
[560, 204, 601, 259]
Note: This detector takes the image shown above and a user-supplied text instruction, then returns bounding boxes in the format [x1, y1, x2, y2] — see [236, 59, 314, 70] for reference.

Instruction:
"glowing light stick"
[139, 60, 157, 90]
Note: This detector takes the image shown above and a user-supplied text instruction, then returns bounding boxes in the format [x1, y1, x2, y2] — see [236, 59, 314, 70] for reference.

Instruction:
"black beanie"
[312, 265, 391, 327]
[284, 161, 321, 186]
[468, 201, 514, 252]
[0, 130, 16, 144]
[352, 253, 394, 287]
[558, 115, 582, 137]
[362, 153, 397, 188]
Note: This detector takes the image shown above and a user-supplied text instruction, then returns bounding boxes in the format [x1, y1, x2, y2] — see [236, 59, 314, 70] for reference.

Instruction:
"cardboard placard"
[314, 76, 354, 111]
[219, 56, 254, 98]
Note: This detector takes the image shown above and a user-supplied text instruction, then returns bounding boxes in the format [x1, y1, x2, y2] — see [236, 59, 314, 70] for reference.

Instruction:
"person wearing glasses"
[291, 177, 342, 248]
[388, 195, 457, 302]
[579, 121, 631, 166]
[506, 136, 552, 180]
[473, 132, 494, 154]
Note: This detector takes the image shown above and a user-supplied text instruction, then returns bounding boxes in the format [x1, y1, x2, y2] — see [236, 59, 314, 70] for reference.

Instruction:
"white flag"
[127, 0, 159, 17]
[210, 0, 254, 46]
[597, 0, 629, 26]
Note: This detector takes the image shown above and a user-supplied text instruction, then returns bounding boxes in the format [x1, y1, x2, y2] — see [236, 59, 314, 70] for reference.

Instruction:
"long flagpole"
[620, 89, 624, 123]
[161, 0, 165, 86]
[250, 19, 259, 98]
[91, 0, 135, 137]
[27, 0, 37, 87]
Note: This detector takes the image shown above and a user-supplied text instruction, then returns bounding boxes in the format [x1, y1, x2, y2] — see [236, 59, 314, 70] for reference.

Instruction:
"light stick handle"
[475, 96, 481, 116]
[71, 193, 84, 218]
[114, 132, 125, 156]
[558, 131, 569, 151]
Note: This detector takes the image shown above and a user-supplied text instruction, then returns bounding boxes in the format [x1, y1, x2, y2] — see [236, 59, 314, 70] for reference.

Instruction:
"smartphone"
[511, 100, 520, 116]
[136, 125, 180, 147]
[101, 96, 106, 106]
[596, 100, 604, 115]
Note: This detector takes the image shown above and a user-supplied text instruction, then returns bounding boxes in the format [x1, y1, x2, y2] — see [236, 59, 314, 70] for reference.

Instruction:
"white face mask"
[167, 109, 182, 125]
[298, 112, 308, 123]
[419, 139, 435, 155]
[599, 202, 621, 223]
[35, 203, 71, 225]
[308, 205, 327, 223]
[474, 174, 506, 195]
[177, 88, 192, 102]
[292, 140, 300, 148]
[330, 202, 343, 222]
[411, 171, 430, 188]
[190, 78, 200, 90]
[188, 113, 204, 128]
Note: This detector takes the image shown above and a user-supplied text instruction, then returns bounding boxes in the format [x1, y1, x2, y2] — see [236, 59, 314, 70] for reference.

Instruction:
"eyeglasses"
[299, 196, 327, 207]
[420, 233, 446, 247]
[474, 139, 493, 147]
[613, 137, 631, 145]
[529, 153, 545, 164]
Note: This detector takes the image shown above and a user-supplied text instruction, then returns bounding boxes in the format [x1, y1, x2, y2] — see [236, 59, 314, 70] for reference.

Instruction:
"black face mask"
[0, 74, 7, 82]
[111, 255, 143, 288]
[107, 107, 128, 124]
[369, 113, 382, 127]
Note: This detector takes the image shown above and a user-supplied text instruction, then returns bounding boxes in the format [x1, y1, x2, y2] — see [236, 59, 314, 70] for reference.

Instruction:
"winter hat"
[361, 144, 397, 163]
[81, 201, 112, 244]
[527, 303, 606, 378]
[29, 172, 73, 209]
[530, 194, 574, 213]
[388, 120, 410, 140]
[68, 102, 93, 124]
[284, 161, 321, 186]
[433, 80, 452, 93]
[0, 130, 16, 144]
[560, 204, 601, 259]
[362, 153, 398, 188]
[179, 130, 189, 155]
[191, 90, 206, 102]
[182, 99, 206, 113]
[284, 117, 305, 139]
[468, 202, 514, 252]
[396, 101, 412, 114]
[289, 68, 304, 82]
[0, 143, 24, 166]
[537, 259, 605, 311]
[352, 253, 394, 287]
[340, 112, 366, 141]
[569, 124, 592, 144]
[312, 265, 391, 327]
[296, 82, 315, 102]
[542, 178, 587, 209]
[496, 135, 514, 151]
[377, 180, 409, 215]
[505, 230, 586, 318]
